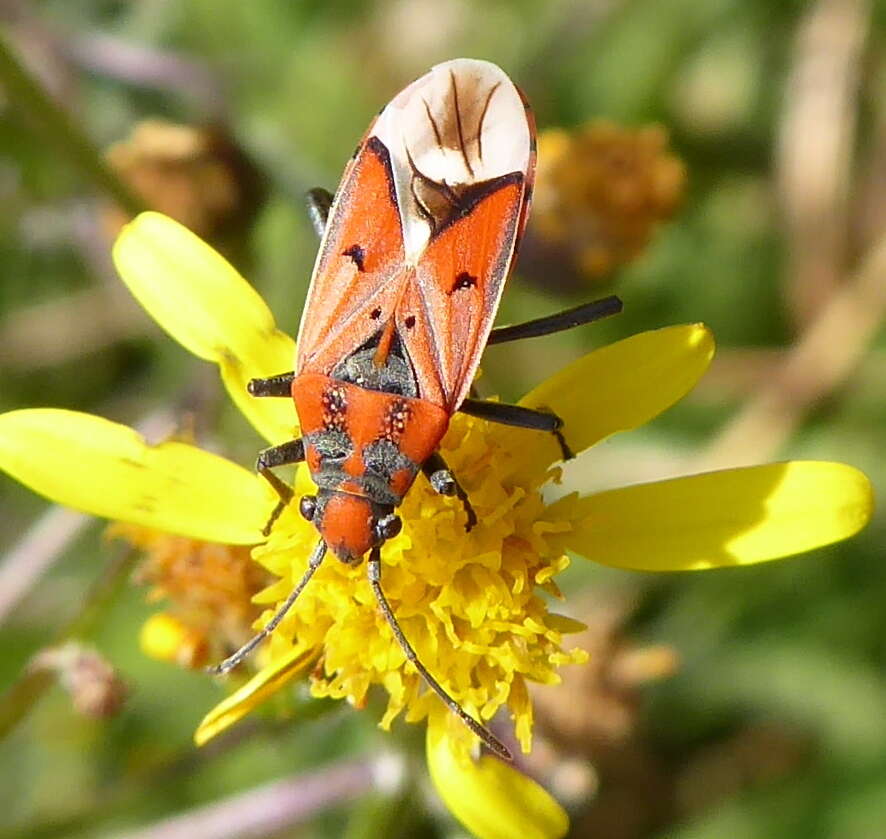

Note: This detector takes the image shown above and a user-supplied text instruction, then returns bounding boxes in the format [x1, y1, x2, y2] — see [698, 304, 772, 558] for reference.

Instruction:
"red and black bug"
[210, 59, 622, 759]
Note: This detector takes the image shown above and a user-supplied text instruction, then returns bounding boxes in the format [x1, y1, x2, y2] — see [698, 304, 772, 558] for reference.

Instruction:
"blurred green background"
[1, 1, 884, 837]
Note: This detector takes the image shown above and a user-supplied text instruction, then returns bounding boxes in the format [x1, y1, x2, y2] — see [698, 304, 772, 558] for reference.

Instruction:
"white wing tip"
[372, 59, 532, 260]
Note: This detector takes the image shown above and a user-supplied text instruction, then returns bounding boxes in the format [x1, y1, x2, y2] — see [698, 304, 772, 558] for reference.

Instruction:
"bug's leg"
[459, 399, 573, 461]
[257, 438, 306, 536]
[487, 295, 622, 345]
[422, 451, 477, 531]
[306, 188, 334, 238]
[248, 372, 295, 398]
[208, 540, 327, 674]
[367, 547, 511, 761]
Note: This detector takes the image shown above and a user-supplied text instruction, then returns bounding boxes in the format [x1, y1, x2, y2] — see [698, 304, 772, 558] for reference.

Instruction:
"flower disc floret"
[253, 411, 587, 756]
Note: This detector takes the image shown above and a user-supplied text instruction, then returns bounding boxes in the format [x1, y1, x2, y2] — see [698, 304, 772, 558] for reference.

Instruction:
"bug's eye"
[299, 495, 317, 521]
[374, 514, 402, 543]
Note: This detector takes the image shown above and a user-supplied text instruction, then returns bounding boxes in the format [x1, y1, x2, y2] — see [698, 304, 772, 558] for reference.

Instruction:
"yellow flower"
[0, 212, 872, 839]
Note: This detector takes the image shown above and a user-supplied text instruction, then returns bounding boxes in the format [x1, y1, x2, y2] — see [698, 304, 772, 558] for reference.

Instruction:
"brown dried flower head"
[109, 523, 269, 669]
[531, 121, 686, 281]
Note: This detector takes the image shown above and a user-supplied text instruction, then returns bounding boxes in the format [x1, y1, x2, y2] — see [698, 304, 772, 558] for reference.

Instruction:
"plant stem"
[0, 668, 55, 740]
[117, 757, 376, 839]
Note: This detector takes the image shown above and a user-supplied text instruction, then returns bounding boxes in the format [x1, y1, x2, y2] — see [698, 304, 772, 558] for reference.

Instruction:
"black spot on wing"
[450, 272, 477, 294]
[343, 244, 366, 271]
[365, 136, 401, 218]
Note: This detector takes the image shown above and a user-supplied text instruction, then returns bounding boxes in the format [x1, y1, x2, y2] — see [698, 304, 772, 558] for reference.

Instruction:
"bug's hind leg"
[487, 295, 622, 345]
[256, 438, 306, 536]
[422, 451, 477, 531]
[458, 399, 573, 462]
[306, 188, 334, 238]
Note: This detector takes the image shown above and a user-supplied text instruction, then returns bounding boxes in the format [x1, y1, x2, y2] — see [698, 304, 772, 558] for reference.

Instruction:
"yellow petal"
[560, 461, 873, 571]
[507, 324, 714, 475]
[113, 212, 296, 444]
[426, 724, 568, 839]
[0, 409, 271, 544]
[195, 646, 317, 745]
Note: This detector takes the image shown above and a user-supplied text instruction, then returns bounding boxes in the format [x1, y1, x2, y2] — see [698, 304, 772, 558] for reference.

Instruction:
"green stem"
[0, 668, 55, 739]
[0, 29, 145, 217]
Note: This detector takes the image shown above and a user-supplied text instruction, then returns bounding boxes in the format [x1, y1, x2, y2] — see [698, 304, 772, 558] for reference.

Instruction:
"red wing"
[296, 138, 405, 375]
[298, 59, 535, 413]
[398, 175, 525, 411]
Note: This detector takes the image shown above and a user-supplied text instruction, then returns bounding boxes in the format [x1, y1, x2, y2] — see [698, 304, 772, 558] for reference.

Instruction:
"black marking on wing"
[404, 145, 524, 242]
[432, 171, 524, 239]
[365, 136, 401, 214]
[422, 97, 445, 152]
[406, 144, 440, 235]
[449, 69, 474, 178]
[343, 244, 366, 271]
[451, 272, 477, 294]
[476, 82, 501, 163]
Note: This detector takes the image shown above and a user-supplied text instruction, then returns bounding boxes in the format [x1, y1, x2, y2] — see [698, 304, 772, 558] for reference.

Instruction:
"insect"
[210, 59, 622, 759]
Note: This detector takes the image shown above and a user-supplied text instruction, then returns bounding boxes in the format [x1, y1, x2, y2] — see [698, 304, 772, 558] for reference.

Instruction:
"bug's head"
[300, 490, 401, 563]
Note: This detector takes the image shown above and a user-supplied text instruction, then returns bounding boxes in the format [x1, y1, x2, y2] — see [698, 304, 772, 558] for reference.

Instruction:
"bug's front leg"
[459, 399, 573, 462]
[256, 438, 306, 536]
[248, 372, 295, 398]
[422, 451, 477, 531]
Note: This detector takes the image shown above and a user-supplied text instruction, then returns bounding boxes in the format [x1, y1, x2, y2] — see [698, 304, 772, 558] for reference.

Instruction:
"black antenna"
[207, 540, 327, 675]
[367, 547, 512, 761]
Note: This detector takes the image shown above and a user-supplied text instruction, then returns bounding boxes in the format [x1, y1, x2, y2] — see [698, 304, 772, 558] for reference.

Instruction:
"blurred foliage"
[1, 1, 884, 837]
